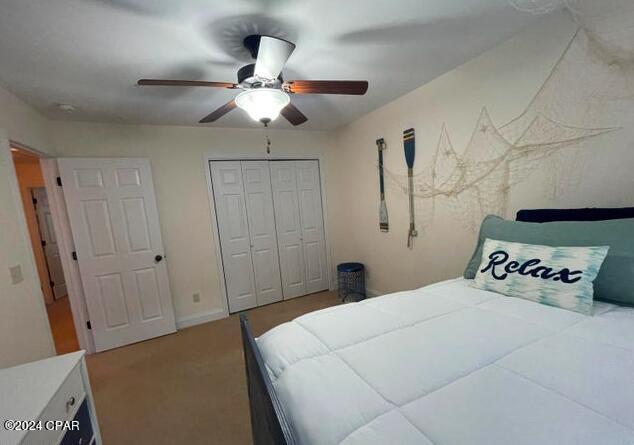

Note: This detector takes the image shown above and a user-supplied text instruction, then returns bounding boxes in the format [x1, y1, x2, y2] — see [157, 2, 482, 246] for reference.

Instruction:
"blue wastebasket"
[337, 262, 366, 302]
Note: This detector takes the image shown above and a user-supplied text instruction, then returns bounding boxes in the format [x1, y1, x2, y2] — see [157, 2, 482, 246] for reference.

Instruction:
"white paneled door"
[59, 158, 176, 352]
[32, 188, 67, 299]
[270, 161, 307, 299]
[210, 161, 258, 313]
[295, 161, 329, 294]
[241, 161, 284, 306]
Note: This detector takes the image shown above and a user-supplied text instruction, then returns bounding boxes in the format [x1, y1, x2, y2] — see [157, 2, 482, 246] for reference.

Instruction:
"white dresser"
[0, 351, 101, 445]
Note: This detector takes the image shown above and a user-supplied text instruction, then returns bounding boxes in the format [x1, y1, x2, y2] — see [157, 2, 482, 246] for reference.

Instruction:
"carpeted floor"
[86, 290, 340, 445]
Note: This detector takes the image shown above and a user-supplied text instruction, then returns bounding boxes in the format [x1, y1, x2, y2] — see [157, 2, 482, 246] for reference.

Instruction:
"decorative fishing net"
[507, 0, 569, 14]
[383, 25, 626, 232]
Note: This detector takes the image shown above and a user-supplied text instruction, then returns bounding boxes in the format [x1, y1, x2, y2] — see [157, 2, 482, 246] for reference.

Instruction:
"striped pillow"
[473, 238, 609, 315]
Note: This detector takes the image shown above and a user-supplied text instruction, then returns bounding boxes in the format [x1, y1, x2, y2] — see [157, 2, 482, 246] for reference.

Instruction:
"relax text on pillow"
[481, 250, 583, 283]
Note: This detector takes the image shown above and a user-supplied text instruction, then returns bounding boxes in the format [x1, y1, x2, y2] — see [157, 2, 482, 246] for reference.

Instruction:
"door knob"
[155, 255, 164, 263]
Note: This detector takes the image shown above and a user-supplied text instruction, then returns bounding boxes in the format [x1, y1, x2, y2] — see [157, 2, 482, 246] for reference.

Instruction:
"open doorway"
[11, 146, 79, 355]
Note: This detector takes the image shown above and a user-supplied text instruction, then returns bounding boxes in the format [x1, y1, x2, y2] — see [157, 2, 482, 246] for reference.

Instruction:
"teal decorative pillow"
[464, 215, 634, 306]
[473, 239, 609, 315]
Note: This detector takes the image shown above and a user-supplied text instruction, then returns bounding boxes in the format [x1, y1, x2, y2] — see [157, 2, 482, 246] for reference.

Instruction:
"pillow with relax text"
[473, 238, 609, 315]
[464, 215, 634, 306]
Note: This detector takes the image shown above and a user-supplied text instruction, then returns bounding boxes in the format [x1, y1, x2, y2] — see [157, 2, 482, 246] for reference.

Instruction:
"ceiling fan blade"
[138, 79, 236, 88]
[281, 103, 308, 126]
[283, 80, 368, 95]
[199, 100, 237, 123]
[254, 36, 296, 80]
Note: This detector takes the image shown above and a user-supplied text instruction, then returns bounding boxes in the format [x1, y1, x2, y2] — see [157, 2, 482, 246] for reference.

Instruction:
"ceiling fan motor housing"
[237, 63, 283, 89]
[237, 34, 287, 89]
[243, 34, 262, 59]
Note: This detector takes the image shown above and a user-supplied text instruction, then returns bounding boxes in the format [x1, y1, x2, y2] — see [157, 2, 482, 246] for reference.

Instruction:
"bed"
[240, 208, 634, 445]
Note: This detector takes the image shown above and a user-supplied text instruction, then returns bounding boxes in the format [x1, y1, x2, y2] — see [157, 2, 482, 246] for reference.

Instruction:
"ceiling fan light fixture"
[235, 88, 290, 123]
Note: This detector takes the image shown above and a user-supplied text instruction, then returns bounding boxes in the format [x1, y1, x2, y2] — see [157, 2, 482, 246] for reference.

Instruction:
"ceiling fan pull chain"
[264, 122, 272, 154]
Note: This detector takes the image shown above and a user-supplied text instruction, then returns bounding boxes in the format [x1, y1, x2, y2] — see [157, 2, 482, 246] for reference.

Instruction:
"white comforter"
[257, 278, 634, 445]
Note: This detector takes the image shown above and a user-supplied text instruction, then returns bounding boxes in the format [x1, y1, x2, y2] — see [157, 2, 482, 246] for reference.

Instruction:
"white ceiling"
[0, 0, 540, 130]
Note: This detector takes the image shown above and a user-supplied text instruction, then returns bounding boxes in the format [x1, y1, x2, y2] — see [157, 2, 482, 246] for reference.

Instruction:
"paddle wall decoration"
[376, 138, 389, 233]
[403, 128, 417, 249]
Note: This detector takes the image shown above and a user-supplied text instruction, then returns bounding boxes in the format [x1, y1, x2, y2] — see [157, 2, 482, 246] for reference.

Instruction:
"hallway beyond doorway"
[46, 296, 79, 354]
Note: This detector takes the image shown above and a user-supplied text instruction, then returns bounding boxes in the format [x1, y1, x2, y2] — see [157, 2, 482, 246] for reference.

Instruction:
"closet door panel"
[295, 161, 329, 293]
[210, 161, 257, 312]
[270, 161, 307, 299]
[304, 239, 326, 284]
[241, 161, 283, 306]
[282, 243, 305, 288]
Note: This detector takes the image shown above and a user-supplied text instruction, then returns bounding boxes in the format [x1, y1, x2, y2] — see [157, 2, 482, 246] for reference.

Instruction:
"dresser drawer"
[23, 365, 86, 445]
[59, 399, 93, 445]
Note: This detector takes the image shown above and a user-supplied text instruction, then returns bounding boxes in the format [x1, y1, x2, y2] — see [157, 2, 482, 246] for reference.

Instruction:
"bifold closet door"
[270, 160, 328, 299]
[210, 161, 283, 313]
[210, 161, 257, 312]
[270, 162, 307, 299]
[295, 161, 329, 294]
[241, 161, 283, 306]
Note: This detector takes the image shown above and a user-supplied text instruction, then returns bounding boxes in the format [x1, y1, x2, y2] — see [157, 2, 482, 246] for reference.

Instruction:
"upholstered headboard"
[516, 207, 634, 223]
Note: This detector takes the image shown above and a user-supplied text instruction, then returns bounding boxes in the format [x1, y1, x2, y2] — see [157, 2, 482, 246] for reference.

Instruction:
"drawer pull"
[66, 396, 76, 412]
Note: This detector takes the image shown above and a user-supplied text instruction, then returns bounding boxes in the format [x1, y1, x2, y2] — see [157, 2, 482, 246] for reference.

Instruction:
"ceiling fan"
[137, 35, 368, 126]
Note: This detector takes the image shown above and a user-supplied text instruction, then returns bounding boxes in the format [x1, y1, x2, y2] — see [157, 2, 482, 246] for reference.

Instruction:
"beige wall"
[12, 156, 55, 305]
[329, 12, 634, 295]
[0, 85, 55, 367]
[49, 122, 336, 323]
[0, 86, 51, 151]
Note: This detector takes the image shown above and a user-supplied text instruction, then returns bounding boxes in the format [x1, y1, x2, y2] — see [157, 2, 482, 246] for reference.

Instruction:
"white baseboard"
[366, 288, 381, 298]
[176, 308, 227, 330]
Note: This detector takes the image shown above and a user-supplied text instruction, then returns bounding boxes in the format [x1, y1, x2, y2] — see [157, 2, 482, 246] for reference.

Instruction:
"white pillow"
[473, 238, 609, 315]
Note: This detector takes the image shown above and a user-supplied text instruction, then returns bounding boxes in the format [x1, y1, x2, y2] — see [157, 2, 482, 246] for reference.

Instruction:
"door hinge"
[86, 321, 92, 330]
[72, 251, 78, 261]
[41, 240, 47, 247]
[56, 176, 62, 186]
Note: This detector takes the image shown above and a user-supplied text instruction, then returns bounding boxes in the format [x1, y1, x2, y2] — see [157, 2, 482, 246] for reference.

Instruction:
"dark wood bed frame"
[240, 314, 297, 445]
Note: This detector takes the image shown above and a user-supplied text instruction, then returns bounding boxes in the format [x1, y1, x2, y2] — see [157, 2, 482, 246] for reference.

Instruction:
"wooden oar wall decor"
[403, 128, 418, 249]
[376, 138, 389, 232]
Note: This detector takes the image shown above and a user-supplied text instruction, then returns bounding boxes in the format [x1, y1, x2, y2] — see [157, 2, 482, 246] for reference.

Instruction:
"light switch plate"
[9, 265, 23, 284]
